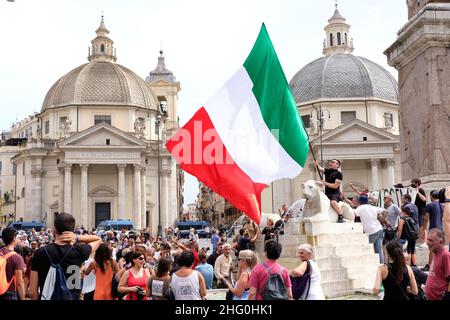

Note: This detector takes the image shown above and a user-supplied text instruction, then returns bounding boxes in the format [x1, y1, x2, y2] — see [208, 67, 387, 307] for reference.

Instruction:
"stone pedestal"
[384, 3, 450, 189]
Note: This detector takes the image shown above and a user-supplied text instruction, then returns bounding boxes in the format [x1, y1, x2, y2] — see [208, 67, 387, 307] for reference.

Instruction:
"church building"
[262, 4, 402, 212]
[0, 18, 183, 234]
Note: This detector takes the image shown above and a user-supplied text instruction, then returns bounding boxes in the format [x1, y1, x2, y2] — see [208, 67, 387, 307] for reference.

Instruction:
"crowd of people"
[0, 209, 318, 301]
[0, 169, 449, 301]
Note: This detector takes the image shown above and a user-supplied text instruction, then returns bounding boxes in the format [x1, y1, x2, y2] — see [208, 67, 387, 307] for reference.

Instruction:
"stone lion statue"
[300, 180, 355, 223]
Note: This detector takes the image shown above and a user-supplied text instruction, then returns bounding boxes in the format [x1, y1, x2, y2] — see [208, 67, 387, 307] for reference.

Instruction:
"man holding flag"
[166, 24, 309, 225]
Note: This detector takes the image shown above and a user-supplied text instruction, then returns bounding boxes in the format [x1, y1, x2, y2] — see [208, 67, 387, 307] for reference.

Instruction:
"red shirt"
[248, 260, 291, 300]
[191, 251, 199, 269]
[425, 248, 450, 300]
[0, 247, 26, 293]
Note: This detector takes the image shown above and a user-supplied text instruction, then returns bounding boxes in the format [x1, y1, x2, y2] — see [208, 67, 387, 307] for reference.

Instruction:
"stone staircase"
[255, 220, 380, 299]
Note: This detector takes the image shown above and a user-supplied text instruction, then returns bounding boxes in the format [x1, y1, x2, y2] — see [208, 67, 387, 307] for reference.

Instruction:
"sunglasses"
[137, 256, 145, 261]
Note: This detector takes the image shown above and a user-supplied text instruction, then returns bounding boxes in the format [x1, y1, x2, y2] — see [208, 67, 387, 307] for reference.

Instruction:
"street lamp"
[156, 102, 168, 237]
[311, 105, 330, 167]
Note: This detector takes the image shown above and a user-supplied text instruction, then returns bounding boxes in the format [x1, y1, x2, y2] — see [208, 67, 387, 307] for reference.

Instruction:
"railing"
[42, 140, 57, 148]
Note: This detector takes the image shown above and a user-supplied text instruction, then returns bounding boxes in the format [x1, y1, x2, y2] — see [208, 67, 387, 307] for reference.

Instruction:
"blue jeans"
[369, 229, 384, 263]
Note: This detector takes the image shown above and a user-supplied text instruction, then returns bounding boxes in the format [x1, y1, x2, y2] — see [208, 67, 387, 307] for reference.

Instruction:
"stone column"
[64, 164, 72, 214]
[80, 164, 89, 229]
[386, 159, 395, 188]
[32, 167, 45, 222]
[24, 162, 33, 219]
[133, 164, 142, 230]
[58, 166, 65, 214]
[370, 159, 380, 191]
[117, 164, 126, 220]
[141, 167, 147, 229]
[161, 168, 171, 229]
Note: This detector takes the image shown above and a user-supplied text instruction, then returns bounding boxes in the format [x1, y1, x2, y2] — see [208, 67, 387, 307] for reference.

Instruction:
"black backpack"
[402, 217, 419, 241]
[260, 263, 288, 300]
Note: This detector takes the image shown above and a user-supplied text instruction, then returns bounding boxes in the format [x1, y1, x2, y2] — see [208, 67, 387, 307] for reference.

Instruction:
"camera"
[135, 287, 145, 300]
[439, 188, 446, 203]
[201, 247, 210, 253]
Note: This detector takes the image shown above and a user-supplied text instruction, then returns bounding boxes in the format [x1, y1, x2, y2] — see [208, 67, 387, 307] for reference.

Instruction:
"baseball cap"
[358, 195, 369, 205]
[383, 194, 393, 200]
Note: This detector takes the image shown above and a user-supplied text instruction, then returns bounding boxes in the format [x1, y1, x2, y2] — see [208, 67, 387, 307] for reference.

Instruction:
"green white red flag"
[166, 24, 309, 224]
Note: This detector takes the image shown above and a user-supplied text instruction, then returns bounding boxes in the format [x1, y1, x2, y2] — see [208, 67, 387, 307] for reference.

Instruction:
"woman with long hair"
[147, 257, 172, 300]
[84, 243, 120, 300]
[373, 240, 418, 300]
[118, 251, 151, 300]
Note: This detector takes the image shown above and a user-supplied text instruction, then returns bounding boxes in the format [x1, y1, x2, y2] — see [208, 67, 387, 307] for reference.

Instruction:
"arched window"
[337, 32, 342, 45]
[330, 33, 334, 46]
[101, 44, 105, 53]
[345, 33, 348, 44]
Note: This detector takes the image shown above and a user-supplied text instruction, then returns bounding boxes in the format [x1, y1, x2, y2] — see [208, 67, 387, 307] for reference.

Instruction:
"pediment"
[150, 79, 171, 86]
[59, 123, 146, 148]
[313, 119, 399, 145]
[89, 186, 117, 197]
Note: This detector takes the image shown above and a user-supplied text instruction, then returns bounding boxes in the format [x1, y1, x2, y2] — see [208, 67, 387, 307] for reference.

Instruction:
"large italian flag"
[166, 24, 309, 224]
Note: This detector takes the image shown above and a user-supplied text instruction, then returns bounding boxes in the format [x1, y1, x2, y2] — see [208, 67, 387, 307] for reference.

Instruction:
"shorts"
[418, 213, 425, 227]
[0, 291, 18, 300]
[406, 239, 416, 254]
[326, 194, 341, 202]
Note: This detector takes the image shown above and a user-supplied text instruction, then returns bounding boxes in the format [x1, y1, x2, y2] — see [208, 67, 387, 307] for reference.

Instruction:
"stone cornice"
[385, 4, 450, 69]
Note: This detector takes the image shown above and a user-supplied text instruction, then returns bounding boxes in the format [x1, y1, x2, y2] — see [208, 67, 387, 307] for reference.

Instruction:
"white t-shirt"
[302, 260, 325, 300]
[171, 271, 202, 300]
[82, 258, 96, 294]
[354, 204, 384, 235]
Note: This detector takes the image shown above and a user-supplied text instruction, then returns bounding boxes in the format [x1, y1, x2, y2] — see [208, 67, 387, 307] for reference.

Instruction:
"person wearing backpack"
[29, 213, 102, 300]
[397, 206, 419, 266]
[248, 239, 292, 300]
[0, 228, 26, 300]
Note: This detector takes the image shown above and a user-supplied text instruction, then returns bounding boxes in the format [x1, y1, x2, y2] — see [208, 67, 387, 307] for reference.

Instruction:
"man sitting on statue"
[315, 159, 345, 223]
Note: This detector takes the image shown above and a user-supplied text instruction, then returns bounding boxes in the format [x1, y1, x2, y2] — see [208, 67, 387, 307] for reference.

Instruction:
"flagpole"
[271, 182, 274, 213]
[300, 117, 323, 181]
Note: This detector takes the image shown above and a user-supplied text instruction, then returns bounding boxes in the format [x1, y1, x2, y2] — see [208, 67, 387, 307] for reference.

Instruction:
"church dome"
[42, 61, 155, 111]
[41, 17, 156, 112]
[290, 5, 398, 105]
[289, 53, 399, 104]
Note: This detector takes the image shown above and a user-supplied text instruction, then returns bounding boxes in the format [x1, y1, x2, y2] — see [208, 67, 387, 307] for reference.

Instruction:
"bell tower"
[323, 2, 354, 56]
[88, 15, 117, 63]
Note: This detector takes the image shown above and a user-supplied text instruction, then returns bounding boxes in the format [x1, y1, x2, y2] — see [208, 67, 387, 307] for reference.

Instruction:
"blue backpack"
[41, 245, 74, 300]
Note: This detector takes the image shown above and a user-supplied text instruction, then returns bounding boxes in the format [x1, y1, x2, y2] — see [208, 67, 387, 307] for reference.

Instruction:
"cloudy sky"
[0, 0, 407, 205]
